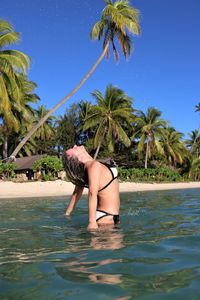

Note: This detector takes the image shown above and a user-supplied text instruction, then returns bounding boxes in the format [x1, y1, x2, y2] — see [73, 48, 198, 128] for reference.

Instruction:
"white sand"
[0, 180, 200, 199]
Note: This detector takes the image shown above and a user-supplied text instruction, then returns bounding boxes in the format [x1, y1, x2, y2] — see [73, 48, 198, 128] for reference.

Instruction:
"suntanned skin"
[65, 145, 120, 231]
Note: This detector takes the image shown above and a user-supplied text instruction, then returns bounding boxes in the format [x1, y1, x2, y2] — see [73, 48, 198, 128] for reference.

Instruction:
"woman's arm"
[65, 185, 84, 215]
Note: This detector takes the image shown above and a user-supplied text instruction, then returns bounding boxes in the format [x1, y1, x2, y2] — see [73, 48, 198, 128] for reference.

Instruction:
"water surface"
[1, 189, 200, 299]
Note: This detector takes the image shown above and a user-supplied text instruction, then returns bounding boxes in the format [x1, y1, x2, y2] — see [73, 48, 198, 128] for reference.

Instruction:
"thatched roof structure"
[14, 155, 44, 171]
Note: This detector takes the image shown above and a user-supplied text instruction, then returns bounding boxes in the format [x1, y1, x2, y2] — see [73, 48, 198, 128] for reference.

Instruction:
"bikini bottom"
[96, 209, 120, 224]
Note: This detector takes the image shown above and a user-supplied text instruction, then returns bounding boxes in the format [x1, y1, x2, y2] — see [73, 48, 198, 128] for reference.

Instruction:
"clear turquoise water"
[1, 188, 200, 300]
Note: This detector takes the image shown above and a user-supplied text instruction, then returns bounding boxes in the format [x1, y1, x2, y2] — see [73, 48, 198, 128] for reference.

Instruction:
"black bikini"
[98, 163, 118, 192]
[95, 209, 120, 224]
[85, 163, 120, 224]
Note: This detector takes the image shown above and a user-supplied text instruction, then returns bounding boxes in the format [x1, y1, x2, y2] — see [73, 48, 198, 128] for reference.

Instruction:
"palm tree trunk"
[8, 43, 110, 161]
[3, 134, 8, 159]
[2, 125, 8, 159]
[94, 143, 101, 160]
[145, 141, 148, 169]
[93, 126, 107, 159]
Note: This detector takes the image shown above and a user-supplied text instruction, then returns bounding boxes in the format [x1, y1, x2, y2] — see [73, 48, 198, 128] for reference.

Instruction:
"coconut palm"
[189, 157, 200, 180]
[194, 102, 200, 142]
[1, 75, 39, 158]
[0, 20, 30, 126]
[160, 127, 189, 167]
[83, 84, 133, 158]
[7, 127, 37, 158]
[189, 103, 200, 155]
[132, 107, 167, 168]
[77, 101, 94, 147]
[0, 19, 31, 158]
[186, 130, 200, 157]
[33, 105, 55, 154]
[195, 102, 200, 112]
[10, 0, 140, 159]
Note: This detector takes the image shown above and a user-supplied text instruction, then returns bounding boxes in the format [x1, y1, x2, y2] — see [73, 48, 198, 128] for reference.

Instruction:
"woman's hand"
[65, 210, 71, 216]
[87, 221, 98, 231]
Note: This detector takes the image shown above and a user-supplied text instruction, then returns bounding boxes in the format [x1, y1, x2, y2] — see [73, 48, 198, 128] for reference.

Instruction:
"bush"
[0, 162, 16, 180]
[118, 166, 183, 182]
[32, 155, 63, 180]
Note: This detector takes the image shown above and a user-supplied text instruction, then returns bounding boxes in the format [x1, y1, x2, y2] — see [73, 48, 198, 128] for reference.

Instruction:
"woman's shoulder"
[85, 160, 102, 172]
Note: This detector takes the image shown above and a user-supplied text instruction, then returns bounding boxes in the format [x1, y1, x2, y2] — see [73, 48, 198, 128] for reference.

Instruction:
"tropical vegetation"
[0, 2, 200, 182]
[32, 155, 63, 181]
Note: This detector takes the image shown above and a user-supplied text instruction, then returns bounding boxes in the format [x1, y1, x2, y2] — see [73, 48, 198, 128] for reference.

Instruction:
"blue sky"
[1, 0, 200, 138]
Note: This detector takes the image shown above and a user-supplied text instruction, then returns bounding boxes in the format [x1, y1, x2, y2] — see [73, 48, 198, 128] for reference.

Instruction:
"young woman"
[63, 145, 120, 230]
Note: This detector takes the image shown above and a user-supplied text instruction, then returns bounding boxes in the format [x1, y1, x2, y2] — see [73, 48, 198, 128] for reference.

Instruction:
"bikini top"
[84, 162, 118, 192]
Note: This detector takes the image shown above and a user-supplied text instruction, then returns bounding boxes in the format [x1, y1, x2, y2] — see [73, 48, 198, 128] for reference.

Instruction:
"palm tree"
[33, 105, 55, 154]
[160, 127, 188, 167]
[0, 20, 30, 121]
[78, 101, 94, 146]
[132, 107, 167, 168]
[7, 76, 39, 157]
[186, 130, 200, 157]
[1, 75, 39, 158]
[83, 84, 133, 158]
[194, 102, 200, 142]
[189, 157, 200, 180]
[0, 19, 31, 158]
[8, 127, 37, 158]
[10, 0, 140, 160]
[189, 102, 200, 155]
[195, 102, 200, 112]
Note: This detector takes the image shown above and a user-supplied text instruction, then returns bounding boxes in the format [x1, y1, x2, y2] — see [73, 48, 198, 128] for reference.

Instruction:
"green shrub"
[118, 166, 183, 182]
[0, 162, 16, 180]
[32, 155, 63, 180]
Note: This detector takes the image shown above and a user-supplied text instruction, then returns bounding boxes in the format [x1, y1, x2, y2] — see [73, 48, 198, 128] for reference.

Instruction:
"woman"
[63, 145, 120, 230]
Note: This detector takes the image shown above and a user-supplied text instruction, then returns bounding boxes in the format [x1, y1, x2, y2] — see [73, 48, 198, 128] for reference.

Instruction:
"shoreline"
[0, 180, 200, 199]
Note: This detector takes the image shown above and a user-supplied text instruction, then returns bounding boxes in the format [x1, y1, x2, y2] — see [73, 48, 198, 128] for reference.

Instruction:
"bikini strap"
[98, 163, 118, 192]
[98, 177, 117, 192]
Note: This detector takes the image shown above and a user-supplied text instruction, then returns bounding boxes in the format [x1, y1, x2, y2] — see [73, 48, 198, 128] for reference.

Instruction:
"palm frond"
[0, 32, 19, 48]
[0, 76, 11, 113]
[90, 20, 106, 40]
[1, 50, 30, 73]
[115, 125, 131, 147]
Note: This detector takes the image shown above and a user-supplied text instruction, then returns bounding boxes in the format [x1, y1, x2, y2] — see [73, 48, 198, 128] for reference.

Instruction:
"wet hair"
[62, 154, 88, 187]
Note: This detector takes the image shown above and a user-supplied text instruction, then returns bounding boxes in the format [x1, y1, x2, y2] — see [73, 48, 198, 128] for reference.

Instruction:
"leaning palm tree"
[10, 0, 140, 160]
[132, 107, 167, 169]
[83, 84, 133, 158]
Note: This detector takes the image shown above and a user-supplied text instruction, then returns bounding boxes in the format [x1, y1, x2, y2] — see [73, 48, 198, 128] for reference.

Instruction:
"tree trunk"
[2, 124, 9, 159]
[93, 126, 107, 159]
[145, 140, 148, 169]
[3, 133, 8, 159]
[94, 143, 101, 160]
[8, 43, 109, 161]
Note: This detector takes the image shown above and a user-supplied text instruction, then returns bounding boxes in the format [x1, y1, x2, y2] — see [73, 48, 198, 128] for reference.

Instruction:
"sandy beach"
[0, 180, 200, 199]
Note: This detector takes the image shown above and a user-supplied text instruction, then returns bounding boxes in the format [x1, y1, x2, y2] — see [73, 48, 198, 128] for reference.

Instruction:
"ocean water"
[1, 188, 200, 300]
